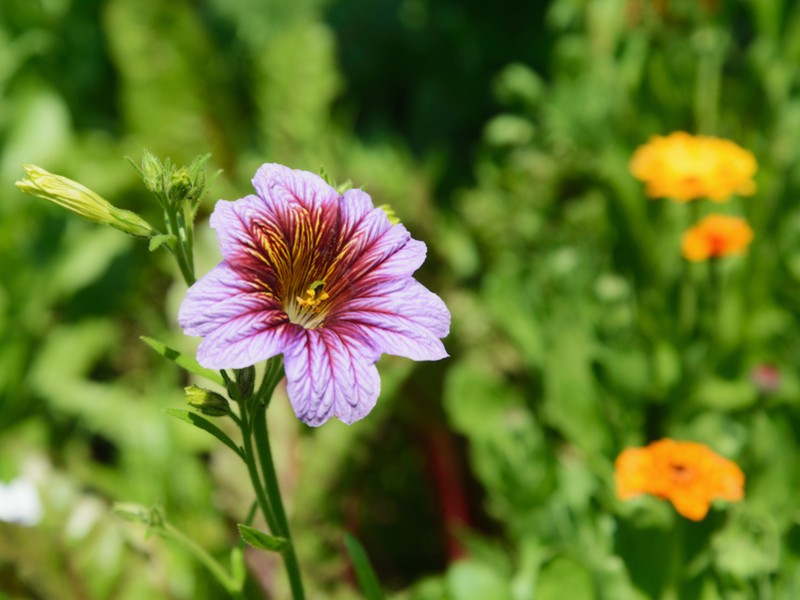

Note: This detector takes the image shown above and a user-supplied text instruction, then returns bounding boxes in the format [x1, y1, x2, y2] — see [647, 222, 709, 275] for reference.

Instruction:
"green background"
[2, 0, 800, 598]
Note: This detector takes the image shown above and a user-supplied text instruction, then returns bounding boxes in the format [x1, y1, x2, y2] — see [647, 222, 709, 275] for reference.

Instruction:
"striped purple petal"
[283, 328, 381, 426]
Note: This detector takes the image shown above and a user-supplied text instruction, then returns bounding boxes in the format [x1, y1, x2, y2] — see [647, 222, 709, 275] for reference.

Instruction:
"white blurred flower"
[0, 477, 43, 526]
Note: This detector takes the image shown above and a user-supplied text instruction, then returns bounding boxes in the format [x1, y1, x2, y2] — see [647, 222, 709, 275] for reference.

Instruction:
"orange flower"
[615, 439, 744, 521]
[630, 132, 757, 202]
[681, 214, 753, 261]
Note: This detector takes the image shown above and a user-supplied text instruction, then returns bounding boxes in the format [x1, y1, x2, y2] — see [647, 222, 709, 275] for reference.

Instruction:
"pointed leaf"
[344, 532, 384, 600]
[165, 408, 243, 459]
[237, 524, 288, 553]
[141, 336, 224, 385]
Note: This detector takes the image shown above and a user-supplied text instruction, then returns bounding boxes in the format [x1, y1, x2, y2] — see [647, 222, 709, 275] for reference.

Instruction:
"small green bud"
[235, 367, 256, 399]
[138, 149, 164, 194]
[169, 168, 193, 202]
[184, 385, 230, 417]
[16, 164, 155, 238]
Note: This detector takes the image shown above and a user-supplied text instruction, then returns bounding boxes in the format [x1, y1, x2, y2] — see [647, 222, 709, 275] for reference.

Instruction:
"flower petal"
[283, 328, 381, 426]
[341, 188, 378, 222]
[209, 195, 275, 263]
[332, 279, 450, 361]
[179, 262, 272, 336]
[252, 163, 339, 212]
[179, 262, 292, 369]
[197, 317, 294, 370]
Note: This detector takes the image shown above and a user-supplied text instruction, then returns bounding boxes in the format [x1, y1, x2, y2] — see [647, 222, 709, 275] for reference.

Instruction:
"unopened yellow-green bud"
[169, 168, 193, 201]
[16, 165, 155, 238]
[184, 385, 229, 417]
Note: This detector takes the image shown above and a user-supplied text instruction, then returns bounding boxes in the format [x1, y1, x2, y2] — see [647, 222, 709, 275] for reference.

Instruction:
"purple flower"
[179, 164, 450, 426]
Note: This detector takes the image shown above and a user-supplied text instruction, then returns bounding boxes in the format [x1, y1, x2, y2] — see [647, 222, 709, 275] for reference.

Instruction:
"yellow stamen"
[296, 286, 329, 309]
[293, 280, 329, 312]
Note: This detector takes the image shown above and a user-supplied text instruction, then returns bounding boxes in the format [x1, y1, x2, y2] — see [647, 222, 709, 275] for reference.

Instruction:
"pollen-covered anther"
[286, 281, 330, 329]
[295, 281, 329, 310]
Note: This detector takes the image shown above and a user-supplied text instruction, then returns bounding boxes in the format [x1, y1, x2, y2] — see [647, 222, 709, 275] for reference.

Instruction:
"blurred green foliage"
[4, 0, 800, 598]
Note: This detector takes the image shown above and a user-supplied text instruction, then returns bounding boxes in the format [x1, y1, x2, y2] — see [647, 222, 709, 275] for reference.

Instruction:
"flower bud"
[235, 366, 256, 399]
[169, 168, 193, 202]
[184, 385, 230, 417]
[16, 164, 155, 238]
[138, 149, 164, 194]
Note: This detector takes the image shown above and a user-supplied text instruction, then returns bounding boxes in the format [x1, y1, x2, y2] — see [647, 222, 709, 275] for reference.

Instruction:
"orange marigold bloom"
[615, 439, 744, 521]
[630, 132, 757, 202]
[681, 214, 753, 261]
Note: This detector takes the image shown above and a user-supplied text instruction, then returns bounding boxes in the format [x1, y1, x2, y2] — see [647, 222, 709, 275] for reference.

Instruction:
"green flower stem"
[238, 393, 306, 600]
[663, 517, 686, 600]
[165, 206, 195, 285]
[159, 521, 245, 600]
[706, 256, 722, 343]
[183, 204, 195, 277]
[252, 401, 306, 600]
[238, 399, 281, 540]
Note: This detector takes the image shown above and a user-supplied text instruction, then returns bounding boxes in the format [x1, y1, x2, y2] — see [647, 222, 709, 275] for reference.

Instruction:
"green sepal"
[165, 408, 243, 459]
[237, 524, 289, 553]
[343, 532, 384, 600]
[140, 336, 224, 385]
[149, 233, 177, 252]
[318, 165, 353, 194]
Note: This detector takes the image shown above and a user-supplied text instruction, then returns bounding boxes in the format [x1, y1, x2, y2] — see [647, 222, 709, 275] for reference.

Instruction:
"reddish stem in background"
[424, 425, 470, 561]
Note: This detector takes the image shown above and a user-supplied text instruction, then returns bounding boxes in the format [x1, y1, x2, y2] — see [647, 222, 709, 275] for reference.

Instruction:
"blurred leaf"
[0, 84, 71, 181]
[713, 512, 780, 581]
[541, 310, 609, 454]
[484, 114, 536, 147]
[141, 336, 224, 385]
[694, 378, 758, 411]
[534, 557, 594, 600]
[237, 524, 288, 553]
[343, 532, 384, 600]
[446, 559, 513, 600]
[48, 226, 132, 300]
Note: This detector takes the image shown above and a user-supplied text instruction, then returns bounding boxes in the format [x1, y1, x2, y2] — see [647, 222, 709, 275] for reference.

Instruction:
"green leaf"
[237, 524, 288, 553]
[148, 233, 176, 252]
[343, 532, 384, 600]
[165, 409, 242, 459]
[446, 559, 513, 600]
[140, 336, 224, 385]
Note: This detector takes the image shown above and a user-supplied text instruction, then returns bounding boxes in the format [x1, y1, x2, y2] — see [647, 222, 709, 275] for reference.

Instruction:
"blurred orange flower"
[630, 132, 757, 202]
[615, 439, 744, 521]
[681, 214, 753, 261]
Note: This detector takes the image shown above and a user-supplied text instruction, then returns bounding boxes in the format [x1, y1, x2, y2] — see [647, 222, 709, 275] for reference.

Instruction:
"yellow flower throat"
[286, 280, 329, 328]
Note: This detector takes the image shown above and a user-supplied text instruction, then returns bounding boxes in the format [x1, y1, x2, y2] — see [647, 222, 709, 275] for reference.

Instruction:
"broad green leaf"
[343, 532, 384, 600]
[237, 524, 288, 553]
[140, 335, 224, 385]
[165, 409, 242, 459]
